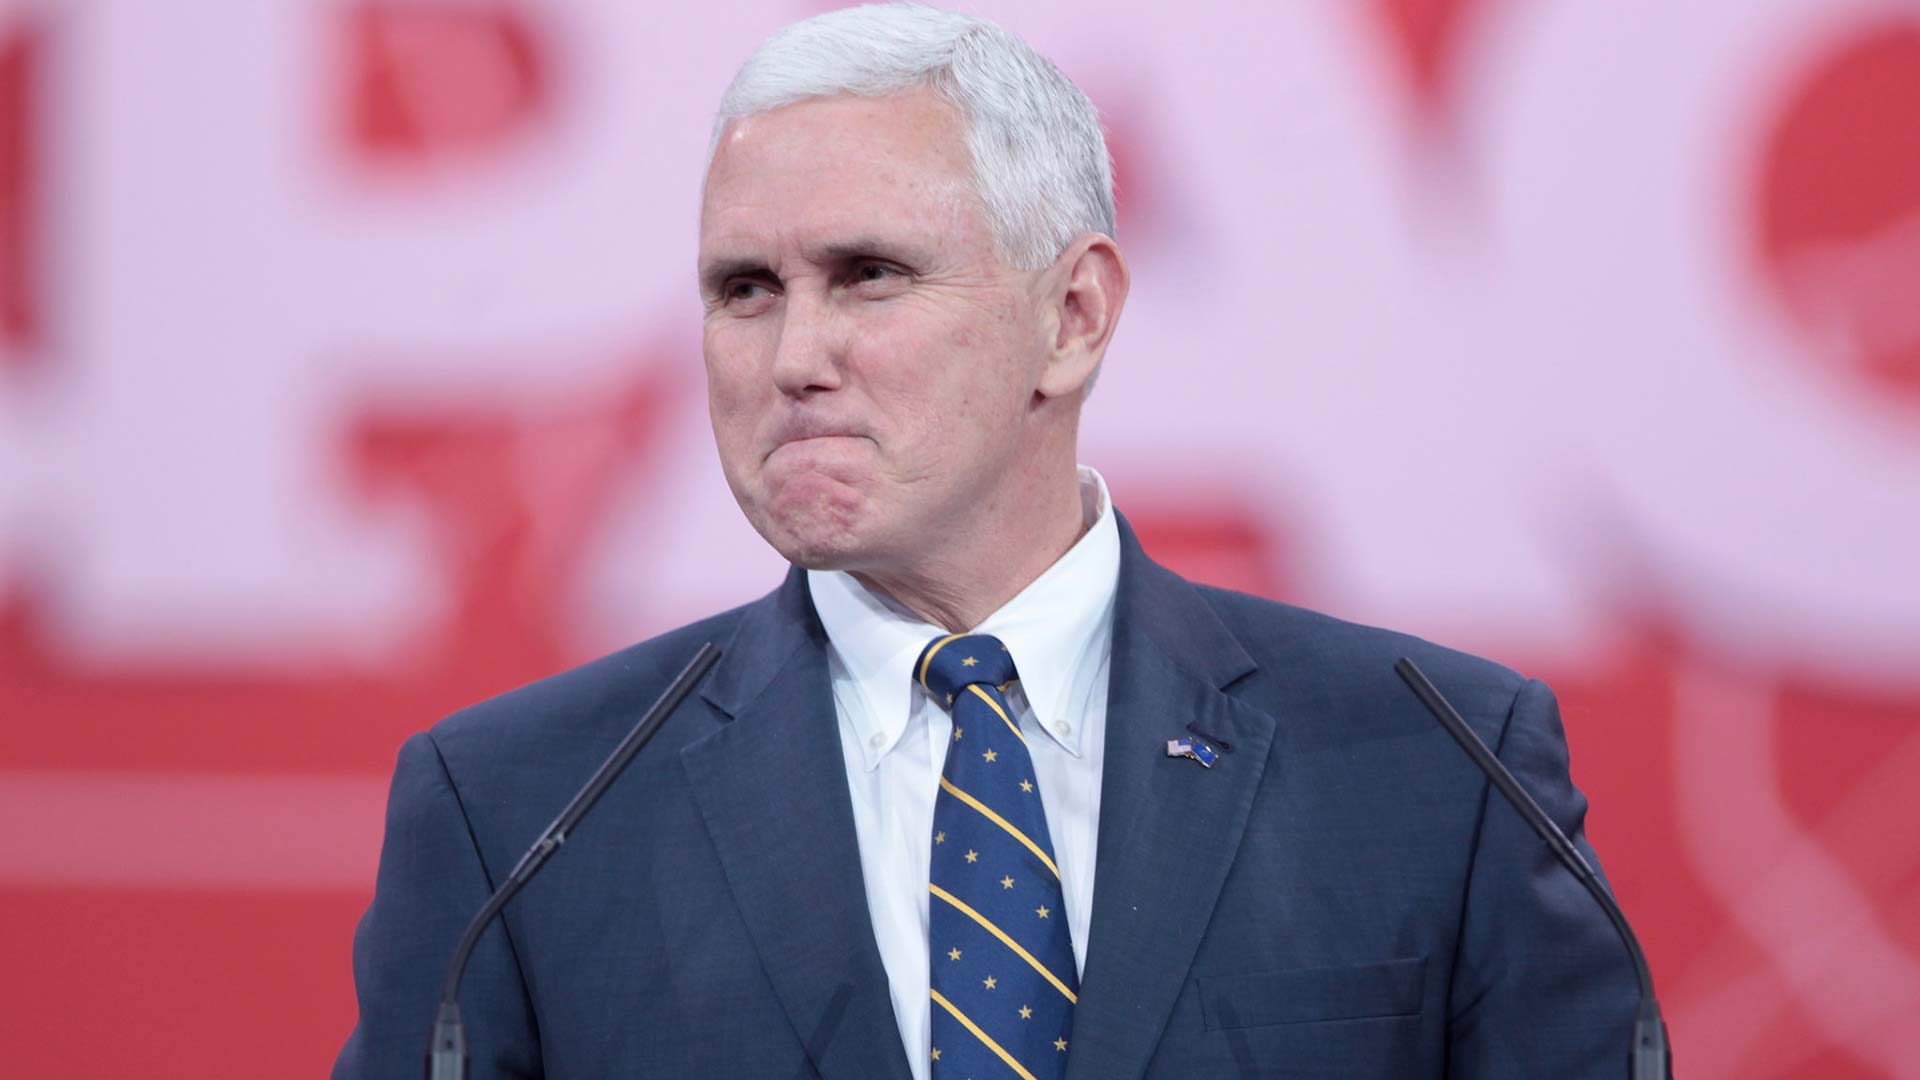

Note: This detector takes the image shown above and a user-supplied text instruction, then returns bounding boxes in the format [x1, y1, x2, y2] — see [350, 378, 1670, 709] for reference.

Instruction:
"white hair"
[710, 3, 1115, 271]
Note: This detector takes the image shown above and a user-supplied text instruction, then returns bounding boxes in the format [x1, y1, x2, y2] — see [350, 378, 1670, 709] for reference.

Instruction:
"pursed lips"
[763, 421, 873, 461]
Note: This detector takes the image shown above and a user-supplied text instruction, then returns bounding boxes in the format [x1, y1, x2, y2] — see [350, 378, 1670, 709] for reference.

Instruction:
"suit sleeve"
[1445, 678, 1643, 1078]
[333, 732, 543, 1079]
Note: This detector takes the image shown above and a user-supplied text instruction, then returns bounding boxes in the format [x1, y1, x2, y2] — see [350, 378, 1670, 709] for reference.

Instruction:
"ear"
[1034, 233, 1129, 401]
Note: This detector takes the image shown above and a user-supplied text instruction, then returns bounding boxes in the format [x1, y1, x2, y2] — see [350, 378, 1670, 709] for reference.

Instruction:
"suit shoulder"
[1190, 583, 1530, 708]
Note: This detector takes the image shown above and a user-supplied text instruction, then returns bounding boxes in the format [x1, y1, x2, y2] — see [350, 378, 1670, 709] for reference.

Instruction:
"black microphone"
[1393, 658, 1670, 1080]
[427, 642, 723, 1080]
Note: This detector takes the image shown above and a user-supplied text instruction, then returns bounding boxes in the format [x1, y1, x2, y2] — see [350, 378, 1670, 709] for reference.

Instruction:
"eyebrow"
[697, 256, 769, 298]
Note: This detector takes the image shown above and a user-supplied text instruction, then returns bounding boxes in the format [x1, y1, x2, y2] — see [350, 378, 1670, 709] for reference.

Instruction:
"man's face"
[699, 90, 1052, 575]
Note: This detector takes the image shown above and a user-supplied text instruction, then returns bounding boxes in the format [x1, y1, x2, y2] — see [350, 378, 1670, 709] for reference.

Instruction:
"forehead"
[699, 90, 984, 257]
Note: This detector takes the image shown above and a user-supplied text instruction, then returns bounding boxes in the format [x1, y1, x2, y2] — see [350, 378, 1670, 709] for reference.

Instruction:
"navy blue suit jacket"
[336, 517, 1640, 1078]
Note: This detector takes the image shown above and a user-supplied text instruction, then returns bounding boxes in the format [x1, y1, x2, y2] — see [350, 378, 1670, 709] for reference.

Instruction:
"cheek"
[926, 314, 1030, 424]
[704, 328, 766, 435]
[705, 386, 765, 505]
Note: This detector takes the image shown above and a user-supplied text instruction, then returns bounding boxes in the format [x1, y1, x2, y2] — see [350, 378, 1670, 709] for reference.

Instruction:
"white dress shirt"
[807, 466, 1120, 1080]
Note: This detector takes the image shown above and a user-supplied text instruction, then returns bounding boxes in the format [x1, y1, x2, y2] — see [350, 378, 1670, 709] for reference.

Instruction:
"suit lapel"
[681, 570, 914, 1080]
[1066, 517, 1279, 1080]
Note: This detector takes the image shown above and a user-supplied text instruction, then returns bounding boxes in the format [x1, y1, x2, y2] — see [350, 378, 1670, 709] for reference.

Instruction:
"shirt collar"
[809, 466, 1121, 770]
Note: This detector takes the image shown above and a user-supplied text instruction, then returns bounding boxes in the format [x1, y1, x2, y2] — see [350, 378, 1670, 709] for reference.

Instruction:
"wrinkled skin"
[699, 88, 1125, 629]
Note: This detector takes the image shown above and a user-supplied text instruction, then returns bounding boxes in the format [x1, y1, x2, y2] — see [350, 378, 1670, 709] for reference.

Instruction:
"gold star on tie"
[931, 1048, 941, 1061]
[934, 831, 945, 844]
[946, 693, 954, 704]
[948, 947, 962, 961]
[1035, 905, 1050, 919]
[1000, 875, 1014, 889]
[1018, 1005, 1033, 1020]
[983, 975, 997, 990]
[1054, 1038, 1068, 1051]
[953, 726, 963, 740]
[982, 749, 997, 763]
[1019, 779, 1033, 793]
[965, 849, 979, 863]
[961, 656, 978, 667]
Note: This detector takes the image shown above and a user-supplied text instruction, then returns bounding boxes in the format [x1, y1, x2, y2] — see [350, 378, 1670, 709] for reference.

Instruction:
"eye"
[716, 276, 780, 314]
[847, 261, 909, 295]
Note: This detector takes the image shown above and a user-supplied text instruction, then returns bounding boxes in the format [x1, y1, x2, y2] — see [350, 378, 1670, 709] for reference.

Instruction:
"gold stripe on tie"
[938, 777, 1061, 880]
[930, 883, 1078, 1004]
[967, 683, 1026, 744]
[918, 633, 966, 691]
[930, 988, 1040, 1080]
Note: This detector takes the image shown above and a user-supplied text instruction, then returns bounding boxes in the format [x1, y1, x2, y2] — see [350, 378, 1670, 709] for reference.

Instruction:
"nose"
[770, 291, 843, 397]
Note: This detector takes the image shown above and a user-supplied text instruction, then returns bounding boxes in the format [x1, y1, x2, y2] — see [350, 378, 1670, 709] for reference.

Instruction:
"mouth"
[764, 430, 871, 461]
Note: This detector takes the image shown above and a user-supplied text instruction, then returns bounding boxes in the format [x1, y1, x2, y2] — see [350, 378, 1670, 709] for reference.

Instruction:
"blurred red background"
[2, 1, 1915, 1076]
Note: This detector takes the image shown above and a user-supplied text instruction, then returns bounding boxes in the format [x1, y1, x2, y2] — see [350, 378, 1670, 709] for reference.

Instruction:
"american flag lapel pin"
[1165, 736, 1219, 768]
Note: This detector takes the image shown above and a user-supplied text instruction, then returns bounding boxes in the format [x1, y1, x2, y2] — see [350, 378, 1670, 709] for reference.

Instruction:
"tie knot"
[915, 633, 1018, 704]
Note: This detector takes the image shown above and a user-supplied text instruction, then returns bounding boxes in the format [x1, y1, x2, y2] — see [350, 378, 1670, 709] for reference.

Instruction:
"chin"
[760, 521, 876, 571]
[750, 484, 885, 571]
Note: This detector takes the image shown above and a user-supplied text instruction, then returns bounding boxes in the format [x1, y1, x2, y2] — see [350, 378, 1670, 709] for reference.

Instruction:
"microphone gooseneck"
[1393, 658, 1670, 1080]
[428, 642, 723, 1080]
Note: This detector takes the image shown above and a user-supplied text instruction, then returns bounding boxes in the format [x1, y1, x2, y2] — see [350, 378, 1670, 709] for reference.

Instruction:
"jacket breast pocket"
[1199, 956, 1427, 1031]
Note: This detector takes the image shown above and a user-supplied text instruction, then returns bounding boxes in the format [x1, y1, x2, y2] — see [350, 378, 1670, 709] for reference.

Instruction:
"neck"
[852, 468, 1088, 632]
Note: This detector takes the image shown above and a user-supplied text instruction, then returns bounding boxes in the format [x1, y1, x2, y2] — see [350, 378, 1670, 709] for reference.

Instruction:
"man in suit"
[336, 5, 1644, 1078]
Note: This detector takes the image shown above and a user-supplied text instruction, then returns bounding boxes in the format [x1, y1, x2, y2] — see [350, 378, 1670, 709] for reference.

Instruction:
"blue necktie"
[919, 633, 1076, 1079]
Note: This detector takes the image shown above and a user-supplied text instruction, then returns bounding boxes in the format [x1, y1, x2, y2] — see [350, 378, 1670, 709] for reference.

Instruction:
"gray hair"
[710, 3, 1115, 271]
